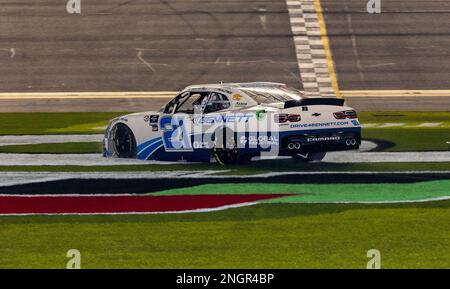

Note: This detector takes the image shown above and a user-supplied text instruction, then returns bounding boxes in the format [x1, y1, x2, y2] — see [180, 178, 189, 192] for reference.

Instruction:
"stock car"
[103, 82, 361, 164]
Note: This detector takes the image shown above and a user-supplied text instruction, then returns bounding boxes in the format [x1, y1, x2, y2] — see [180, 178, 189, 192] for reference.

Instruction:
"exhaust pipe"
[345, 138, 357, 146]
[288, 142, 301, 150]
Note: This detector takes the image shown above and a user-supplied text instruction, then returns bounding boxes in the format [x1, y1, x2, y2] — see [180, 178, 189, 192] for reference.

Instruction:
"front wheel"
[111, 123, 137, 158]
[292, 152, 326, 163]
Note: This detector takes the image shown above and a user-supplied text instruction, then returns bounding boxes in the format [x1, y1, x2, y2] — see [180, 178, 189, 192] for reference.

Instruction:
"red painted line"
[0, 194, 288, 215]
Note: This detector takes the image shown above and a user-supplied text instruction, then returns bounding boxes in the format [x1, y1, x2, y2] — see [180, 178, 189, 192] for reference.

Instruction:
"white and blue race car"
[103, 82, 361, 164]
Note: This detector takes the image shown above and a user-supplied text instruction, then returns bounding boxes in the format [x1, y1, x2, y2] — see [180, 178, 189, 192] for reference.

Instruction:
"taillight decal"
[275, 114, 288, 123]
[333, 111, 346, 119]
[345, 110, 357, 119]
[276, 114, 301, 123]
[287, 114, 301, 122]
[334, 110, 357, 119]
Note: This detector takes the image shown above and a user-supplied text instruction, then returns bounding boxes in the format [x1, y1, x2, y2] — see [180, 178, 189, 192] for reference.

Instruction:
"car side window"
[175, 92, 209, 114]
[164, 92, 187, 114]
[203, 92, 230, 114]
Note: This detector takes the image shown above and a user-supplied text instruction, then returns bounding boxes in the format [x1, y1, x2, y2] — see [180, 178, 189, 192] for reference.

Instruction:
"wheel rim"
[112, 123, 137, 158]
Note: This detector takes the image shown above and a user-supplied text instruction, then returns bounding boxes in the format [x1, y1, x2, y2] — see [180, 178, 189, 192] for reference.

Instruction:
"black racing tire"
[112, 123, 137, 158]
[212, 129, 251, 165]
[292, 152, 326, 163]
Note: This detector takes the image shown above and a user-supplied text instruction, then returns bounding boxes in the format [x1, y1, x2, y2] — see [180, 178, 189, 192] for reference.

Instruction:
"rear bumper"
[281, 130, 361, 154]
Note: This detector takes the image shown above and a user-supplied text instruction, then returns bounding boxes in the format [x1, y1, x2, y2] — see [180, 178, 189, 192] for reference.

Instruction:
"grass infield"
[1, 201, 450, 268]
[0, 161, 449, 174]
[150, 181, 450, 203]
[1, 112, 449, 268]
[1, 112, 449, 152]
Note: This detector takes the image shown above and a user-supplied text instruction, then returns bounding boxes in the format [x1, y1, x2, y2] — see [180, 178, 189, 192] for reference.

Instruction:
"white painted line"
[341, 90, 450, 97]
[281, 196, 450, 205]
[0, 92, 176, 100]
[0, 134, 104, 146]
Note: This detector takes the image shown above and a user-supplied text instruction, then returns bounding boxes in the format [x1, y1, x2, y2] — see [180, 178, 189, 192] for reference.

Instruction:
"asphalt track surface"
[2, 95, 449, 112]
[1, 172, 449, 195]
[1, 0, 449, 93]
[1, 150, 449, 166]
[322, 0, 450, 90]
[0, 0, 300, 92]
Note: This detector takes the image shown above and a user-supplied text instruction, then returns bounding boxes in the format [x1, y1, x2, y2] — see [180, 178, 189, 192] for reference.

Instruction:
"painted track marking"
[0, 194, 288, 215]
[286, 0, 337, 97]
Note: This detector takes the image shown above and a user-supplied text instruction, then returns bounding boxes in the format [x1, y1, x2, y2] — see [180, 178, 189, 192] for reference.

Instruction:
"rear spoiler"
[284, 98, 345, 109]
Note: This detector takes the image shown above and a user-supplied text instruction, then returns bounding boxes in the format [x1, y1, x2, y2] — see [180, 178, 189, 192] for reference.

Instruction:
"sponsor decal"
[193, 141, 210, 149]
[312, 112, 321, 117]
[150, 115, 159, 123]
[351, 120, 361, 126]
[160, 115, 193, 152]
[239, 135, 247, 146]
[232, 93, 242, 101]
[255, 110, 266, 121]
[239, 135, 279, 146]
[145, 115, 160, 126]
[194, 114, 253, 124]
[290, 121, 348, 129]
[306, 136, 341, 142]
[235, 102, 248, 107]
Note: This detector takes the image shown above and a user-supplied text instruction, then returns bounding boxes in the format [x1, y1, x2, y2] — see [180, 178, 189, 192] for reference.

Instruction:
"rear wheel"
[112, 123, 137, 158]
[212, 130, 251, 165]
[292, 152, 326, 163]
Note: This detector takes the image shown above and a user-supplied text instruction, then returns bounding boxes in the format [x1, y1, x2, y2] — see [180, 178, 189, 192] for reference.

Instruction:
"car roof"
[183, 82, 290, 91]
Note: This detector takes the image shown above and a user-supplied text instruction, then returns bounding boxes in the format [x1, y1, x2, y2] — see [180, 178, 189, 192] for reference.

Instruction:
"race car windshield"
[240, 87, 303, 104]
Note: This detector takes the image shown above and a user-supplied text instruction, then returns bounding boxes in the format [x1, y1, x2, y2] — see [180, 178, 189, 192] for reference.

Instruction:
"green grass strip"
[1, 111, 450, 151]
[0, 162, 448, 173]
[0, 112, 125, 135]
[2, 201, 450, 268]
[363, 128, 450, 151]
[358, 111, 450, 123]
[0, 142, 101, 154]
[150, 181, 450, 203]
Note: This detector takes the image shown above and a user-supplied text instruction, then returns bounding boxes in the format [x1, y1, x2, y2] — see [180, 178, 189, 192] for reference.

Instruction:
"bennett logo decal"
[194, 114, 253, 124]
[351, 120, 360, 126]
